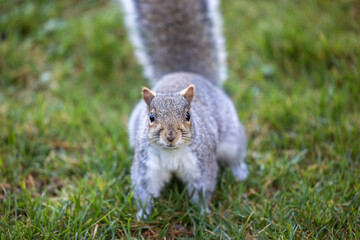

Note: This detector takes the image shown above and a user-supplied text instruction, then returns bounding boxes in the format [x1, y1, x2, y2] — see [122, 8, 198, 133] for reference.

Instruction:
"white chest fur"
[145, 146, 200, 196]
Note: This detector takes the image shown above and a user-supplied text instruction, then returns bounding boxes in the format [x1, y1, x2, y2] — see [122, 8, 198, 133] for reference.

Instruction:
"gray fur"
[120, 0, 227, 85]
[121, 0, 247, 220]
[129, 73, 248, 219]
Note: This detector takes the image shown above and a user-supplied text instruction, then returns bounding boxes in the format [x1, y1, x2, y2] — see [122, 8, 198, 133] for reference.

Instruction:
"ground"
[0, 0, 359, 239]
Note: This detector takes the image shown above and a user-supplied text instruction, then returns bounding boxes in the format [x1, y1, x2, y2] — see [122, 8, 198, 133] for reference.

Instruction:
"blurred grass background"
[0, 0, 359, 238]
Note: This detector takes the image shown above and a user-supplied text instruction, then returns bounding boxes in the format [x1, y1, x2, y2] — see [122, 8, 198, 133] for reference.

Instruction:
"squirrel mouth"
[164, 144, 178, 149]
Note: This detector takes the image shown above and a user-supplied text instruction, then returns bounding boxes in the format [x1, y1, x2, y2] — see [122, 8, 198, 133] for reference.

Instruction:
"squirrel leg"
[132, 158, 171, 220]
[184, 155, 218, 214]
[133, 186, 153, 221]
[187, 186, 212, 214]
[218, 142, 248, 181]
[217, 122, 249, 181]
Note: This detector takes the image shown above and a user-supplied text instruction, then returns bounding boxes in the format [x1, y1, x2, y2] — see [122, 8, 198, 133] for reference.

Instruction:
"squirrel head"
[142, 85, 195, 149]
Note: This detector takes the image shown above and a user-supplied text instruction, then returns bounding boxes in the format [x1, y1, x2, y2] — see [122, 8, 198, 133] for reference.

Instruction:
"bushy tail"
[120, 0, 227, 85]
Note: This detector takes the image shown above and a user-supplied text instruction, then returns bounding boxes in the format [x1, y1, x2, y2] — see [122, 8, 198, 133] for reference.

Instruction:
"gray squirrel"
[120, 0, 248, 220]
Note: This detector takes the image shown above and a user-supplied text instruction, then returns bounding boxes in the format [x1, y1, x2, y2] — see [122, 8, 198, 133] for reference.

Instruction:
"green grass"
[1, 0, 359, 238]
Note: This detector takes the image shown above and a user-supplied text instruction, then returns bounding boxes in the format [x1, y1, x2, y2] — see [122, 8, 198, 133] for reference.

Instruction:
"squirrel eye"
[185, 111, 190, 121]
[149, 113, 155, 122]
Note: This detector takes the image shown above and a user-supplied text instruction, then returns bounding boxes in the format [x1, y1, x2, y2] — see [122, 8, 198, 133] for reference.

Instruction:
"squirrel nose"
[166, 130, 176, 143]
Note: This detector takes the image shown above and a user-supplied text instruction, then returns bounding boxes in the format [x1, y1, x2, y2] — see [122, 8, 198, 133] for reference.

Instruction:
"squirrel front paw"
[200, 204, 210, 215]
[136, 208, 150, 221]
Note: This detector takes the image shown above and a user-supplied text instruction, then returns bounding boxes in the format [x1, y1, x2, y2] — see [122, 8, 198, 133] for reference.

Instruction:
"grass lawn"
[1, 0, 359, 238]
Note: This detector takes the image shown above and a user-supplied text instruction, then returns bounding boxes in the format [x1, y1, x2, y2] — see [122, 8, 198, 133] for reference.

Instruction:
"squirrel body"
[120, 0, 248, 219]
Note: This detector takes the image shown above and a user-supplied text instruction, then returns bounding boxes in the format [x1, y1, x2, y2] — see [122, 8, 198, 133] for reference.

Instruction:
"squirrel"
[120, 0, 248, 220]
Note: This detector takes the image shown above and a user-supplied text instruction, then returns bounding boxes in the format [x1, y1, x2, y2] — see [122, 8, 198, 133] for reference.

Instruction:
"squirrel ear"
[180, 84, 195, 104]
[142, 87, 156, 107]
